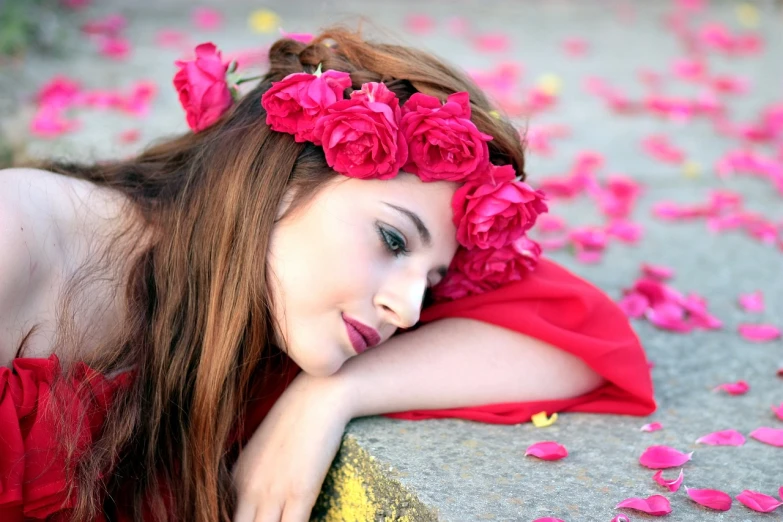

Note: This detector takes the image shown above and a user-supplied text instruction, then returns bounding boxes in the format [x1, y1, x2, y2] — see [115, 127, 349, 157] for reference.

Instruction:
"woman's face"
[267, 172, 460, 377]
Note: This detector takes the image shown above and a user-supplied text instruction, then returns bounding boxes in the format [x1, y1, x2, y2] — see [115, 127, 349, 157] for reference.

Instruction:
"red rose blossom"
[400, 91, 493, 182]
[452, 177, 548, 249]
[173, 42, 233, 132]
[261, 68, 351, 144]
[312, 82, 408, 179]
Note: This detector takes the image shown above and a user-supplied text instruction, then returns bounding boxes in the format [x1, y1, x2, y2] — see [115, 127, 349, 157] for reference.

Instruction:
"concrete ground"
[1, 0, 781, 520]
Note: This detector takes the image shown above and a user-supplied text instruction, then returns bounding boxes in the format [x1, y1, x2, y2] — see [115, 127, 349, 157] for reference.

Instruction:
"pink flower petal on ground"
[736, 490, 783, 512]
[642, 135, 686, 164]
[192, 7, 223, 30]
[641, 264, 674, 280]
[686, 487, 733, 511]
[525, 441, 568, 461]
[155, 28, 190, 48]
[98, 36, 131, 59]
[81, 13, 126, 36]
[738, 291, 764, 312]
[696, 429, 746, 446]
[713, 380, 749, 395]
[606, 220, 644, 243]
[645, 302, 692, 332]
[641, 422, 663, 432]
[615, 495, 672, 516]
[653, 469, 684, 492]
[639, 445, 693, 469]
[563, 37, 588, 56]
[473, 33, 511, 53]
[619, 293, 649, 318]
[749, 427, 783, 447]
[30, 106, 80, 137]
[405, 14, 435, 35]
[117, 129, 140, 144]
[532, 518, 564, 522]
[772, 403, 783, 421]
[610, 515, 630, 522]
[738, 324, 781, 342]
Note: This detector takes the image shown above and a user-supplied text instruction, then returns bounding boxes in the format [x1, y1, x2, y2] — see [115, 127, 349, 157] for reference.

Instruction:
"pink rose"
[261, 68, 351, 143]
[313, 82, 408, 179]
[452, 177, 548, 249]
[431, 236, 540, 301]
[400, 92, 493, 182]
[173, 43, 234, 133]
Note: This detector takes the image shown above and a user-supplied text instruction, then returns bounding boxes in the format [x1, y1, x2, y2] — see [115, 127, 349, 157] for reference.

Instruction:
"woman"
[0, 27, 655, 522]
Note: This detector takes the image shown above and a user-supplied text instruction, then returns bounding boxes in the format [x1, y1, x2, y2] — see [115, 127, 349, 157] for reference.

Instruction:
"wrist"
[294, 368, 358, 421]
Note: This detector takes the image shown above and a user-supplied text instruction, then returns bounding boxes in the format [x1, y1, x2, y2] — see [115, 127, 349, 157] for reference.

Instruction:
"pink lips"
[342, 314, 381, 354]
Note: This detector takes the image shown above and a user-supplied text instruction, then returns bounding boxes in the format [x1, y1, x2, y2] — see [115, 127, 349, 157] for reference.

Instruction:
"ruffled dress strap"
[384, 257, 657, 423]
[0, 354, 131, 521]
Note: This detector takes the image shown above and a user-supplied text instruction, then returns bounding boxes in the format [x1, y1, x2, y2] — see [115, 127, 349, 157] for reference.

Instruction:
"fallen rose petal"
[405, 14, 435, 35]
[563, 37, 588, 57]
[192, 7, 223, 30]
[686, 487, 733, 511]
[738, 324, 781, 342]
[98, 35, 131, 59]
[713, 380, 749, 395]
[619, 293, 650, 318]
[738, 290, 765, 312]
[531, 411, 558, 428]
[749, 427, 783, 447]
[531, 518, 564, 522]
[615, 495, 672, 516]
[117, 129, 140, 144]
[641, 422, 663, 432]
[473, 33, 511, 53]
[653, 469, 684, 492]
[525, 441, 568, 461]
[736, 490, 783, 512]
[696, 429, 746, 446]
[772, 403, 783, 421]
[641, 264, 674, 280]
[610, 515, 630, 522]
[639, 445, 693, 469]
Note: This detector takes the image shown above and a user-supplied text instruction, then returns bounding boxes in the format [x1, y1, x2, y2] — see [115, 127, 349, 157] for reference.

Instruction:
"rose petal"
[615, 495, 672, 516]
[192, 7, 223, 30]
[713, 380, 749, 395]
[772, 403, 783, 421]
[611, 515, 630, 522]
[641, 422, 664, 432]
[531, 411, 558, 428]
[641, 264, 674, 280]
[695, 429, 746, 446]
[686, 487, 733, 511]
[532, 519, 564, 522]
[738, 324, 781, 342]
[525, 441, 568, 461]
[736, 490, 783, 513]
[653, 469, 684, 492]
[749, 427, 783, 447]
[738, 290, 765, 312]
[639, 445, 693, 469]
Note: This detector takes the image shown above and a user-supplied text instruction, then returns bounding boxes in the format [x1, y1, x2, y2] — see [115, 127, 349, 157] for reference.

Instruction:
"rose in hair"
[261, 67, 351, 143]
[452, 171, 548, 249]
[173, 42, 234, 132]
[400, 92, 493, 182]
[313, 82, 408, 179]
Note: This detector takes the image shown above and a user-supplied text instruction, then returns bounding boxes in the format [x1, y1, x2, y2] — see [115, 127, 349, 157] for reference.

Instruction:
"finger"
[254, 503, 284, 522]
[280, 500, 316, 522]
[232, 500, 256, 522]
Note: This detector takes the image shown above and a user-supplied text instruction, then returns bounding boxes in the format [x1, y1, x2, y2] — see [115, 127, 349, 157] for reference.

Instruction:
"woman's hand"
[232, 371, 355, 522]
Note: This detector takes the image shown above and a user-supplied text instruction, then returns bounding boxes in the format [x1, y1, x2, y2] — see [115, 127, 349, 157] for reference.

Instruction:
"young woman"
[0, 27, 655, 522]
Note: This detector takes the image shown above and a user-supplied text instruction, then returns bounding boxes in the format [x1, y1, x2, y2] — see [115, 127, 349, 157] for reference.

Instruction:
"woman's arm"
[334, 317, 605, 418]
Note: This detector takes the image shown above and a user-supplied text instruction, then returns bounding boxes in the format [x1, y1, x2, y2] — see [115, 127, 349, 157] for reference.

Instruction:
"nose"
[374, 271, 427, 330]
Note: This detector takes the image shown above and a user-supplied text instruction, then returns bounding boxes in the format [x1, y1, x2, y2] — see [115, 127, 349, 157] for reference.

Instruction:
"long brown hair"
[21, 25, 527, 521]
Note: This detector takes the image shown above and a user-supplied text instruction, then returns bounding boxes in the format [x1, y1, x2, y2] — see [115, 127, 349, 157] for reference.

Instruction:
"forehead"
[330, 171, 458, 208]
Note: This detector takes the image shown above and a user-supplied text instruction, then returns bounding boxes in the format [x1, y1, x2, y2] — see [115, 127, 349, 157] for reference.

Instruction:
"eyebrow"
[382, 202, 448, 280]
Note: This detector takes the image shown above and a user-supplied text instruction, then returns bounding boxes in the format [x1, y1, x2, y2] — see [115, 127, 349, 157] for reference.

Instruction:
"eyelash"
[377, 225, 410, 258]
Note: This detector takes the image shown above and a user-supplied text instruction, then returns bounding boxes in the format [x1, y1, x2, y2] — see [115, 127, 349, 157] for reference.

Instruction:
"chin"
[292, 346, 347, 378]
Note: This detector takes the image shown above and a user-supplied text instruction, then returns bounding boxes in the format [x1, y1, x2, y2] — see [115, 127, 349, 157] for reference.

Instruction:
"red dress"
[0, 258, 655, 519]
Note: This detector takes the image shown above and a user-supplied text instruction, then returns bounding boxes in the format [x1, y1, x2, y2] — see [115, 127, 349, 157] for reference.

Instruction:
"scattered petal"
[615, 495, 672, 516]
[641, 422, 663, 432]
[738, 324, 781, 342]
[749, 427, 783, 447]
[563, 37, 589, 57]
[686, 487, 733, 511]
[97, 36, 131, 59]
[405, 14, 435, 35]
[641, 264, 674, 281]
[713, 380, 749, 395]
[772, 403, 783, 421]
[653, 469, 684, 492]
[473, 33, 511, 53]
[736, 490, 783, 513]
[696, 429, 746, 446]
[525, 441, 568, 461]
[192, 7, 223, 30]
[532, 519, 564, 522]
[610, 515, 630, 522]
[531, 411, 558, 428]
[117, 129, 140, 144]
[639, 445, 693, 469]
[738, 291, 765, 312]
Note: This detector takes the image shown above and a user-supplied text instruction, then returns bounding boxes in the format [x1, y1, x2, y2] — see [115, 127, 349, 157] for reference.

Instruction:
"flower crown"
[174, 43, 548, 302]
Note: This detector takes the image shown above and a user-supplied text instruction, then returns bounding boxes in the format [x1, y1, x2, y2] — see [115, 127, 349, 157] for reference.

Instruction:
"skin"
[267, 171, 460, 377]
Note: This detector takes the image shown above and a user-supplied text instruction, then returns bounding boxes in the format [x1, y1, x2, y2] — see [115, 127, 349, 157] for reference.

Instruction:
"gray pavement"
[1, 1, 782, 521]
